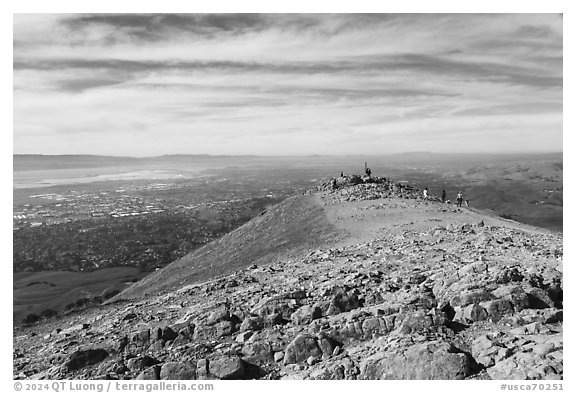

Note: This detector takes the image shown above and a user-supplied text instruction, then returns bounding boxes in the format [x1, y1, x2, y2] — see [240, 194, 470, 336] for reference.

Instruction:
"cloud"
[13, 13, 563, 156]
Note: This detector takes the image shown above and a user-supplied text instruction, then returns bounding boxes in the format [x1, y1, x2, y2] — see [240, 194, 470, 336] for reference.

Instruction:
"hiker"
[456, 191, 463, 208]
[340, 171, 344, 177]
[423, 188, 428, 200]
[364, 161, 371, 178]
[441, 189, 446, 203]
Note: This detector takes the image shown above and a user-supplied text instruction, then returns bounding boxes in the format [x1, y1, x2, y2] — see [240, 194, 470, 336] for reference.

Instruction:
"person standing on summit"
[423, 188, 428, 200]
[441, 189, 446, 203]
[456, 191, 464, 208]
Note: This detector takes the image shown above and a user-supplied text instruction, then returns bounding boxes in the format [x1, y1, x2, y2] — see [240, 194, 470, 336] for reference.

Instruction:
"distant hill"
[13, 155, 139, 171]
[12, 154, 271, 172]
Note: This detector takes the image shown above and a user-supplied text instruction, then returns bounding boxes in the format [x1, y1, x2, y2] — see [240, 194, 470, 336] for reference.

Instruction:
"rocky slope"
[13, 178, 563, 380]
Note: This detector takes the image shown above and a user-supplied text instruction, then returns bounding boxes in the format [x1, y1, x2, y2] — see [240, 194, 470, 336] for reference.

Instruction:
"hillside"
[118, 195, 344, 299]
[13, 179, 563, 380]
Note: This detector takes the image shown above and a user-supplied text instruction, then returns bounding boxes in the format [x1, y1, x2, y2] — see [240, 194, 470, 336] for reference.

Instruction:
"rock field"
[13, 178, 563, 380]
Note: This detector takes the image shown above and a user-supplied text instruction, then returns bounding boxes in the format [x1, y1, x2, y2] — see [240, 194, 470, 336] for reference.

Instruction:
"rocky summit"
[13, 177, 563, 380]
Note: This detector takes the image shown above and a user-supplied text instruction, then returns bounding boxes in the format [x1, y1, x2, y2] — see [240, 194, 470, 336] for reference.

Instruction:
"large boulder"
[65, 349, 108, 371]
[283, 334, 323, 365]
[240, 317, 264, 332]
[482, 299, 515, 322]
[209, 355, 245, 380]
[136, 365, 161, 380]
[492, 286, 530, 312]
[126, 355, 160, 372]
[160, 362, 196, 380]
[450, 290, 494, 308]
[360, 341, 476, 380]
[242, 340, 274, 366]
[290, 305, 322, 325]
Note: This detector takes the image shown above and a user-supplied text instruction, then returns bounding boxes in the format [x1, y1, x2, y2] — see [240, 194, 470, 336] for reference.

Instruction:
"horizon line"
[13, 151, 564, 159]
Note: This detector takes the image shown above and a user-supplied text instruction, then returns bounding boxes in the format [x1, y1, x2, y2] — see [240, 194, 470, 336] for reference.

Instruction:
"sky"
[13, 13, 563, 156]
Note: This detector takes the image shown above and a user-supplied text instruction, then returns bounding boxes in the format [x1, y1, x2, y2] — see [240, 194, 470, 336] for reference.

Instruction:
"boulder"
[240, 317, 264, 332]
[492, 286, 530, 312]
[193, 324, 218, 342]
[526, 287, 556, 309]
[398, 310, 445, 334]
[209, 355, 245, 380]
[317, 336, 338, 359]
[136, 365, 161, 380]
[360, 341, 476, 379]
[290, 305, 322, 325]
[496, 267, 524, 284]
[235, 331, 253, 343]
[65, 349, 108, 371]
[251, 296, 299, 320]
[470, 335, 511, 368]
[361, 317, 392, 338]
[160, 362, 196, 380]
[215, 321, 236, 337]
[126, 355, 159, 372]
[283, 334, 323, 365]
[459, 303, 488, 323]
[328, 290, 362, 315]
[483, 299, 515, 322]
[242, 340, 274, 366]
[206, 306, 231, 326]
[450, 290, 494, 308]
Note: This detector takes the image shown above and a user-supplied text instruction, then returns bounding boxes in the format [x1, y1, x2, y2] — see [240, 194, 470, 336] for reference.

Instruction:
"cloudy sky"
[13, 13, 563, 156]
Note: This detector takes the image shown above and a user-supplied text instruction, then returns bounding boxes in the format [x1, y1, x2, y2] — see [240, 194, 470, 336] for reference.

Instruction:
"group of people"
[335, 164, 469, 208]
[425, 187, 467, 207]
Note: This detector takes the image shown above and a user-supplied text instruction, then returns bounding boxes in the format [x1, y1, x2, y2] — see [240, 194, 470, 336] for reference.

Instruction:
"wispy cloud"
[13, 13, 562, 155]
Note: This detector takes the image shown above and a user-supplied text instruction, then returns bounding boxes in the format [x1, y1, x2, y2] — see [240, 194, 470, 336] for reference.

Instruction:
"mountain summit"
[14, 177, 563, 380]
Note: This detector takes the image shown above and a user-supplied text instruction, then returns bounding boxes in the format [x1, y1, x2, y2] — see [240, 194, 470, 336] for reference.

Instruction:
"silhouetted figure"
[441, 189, 446, 203]
[364, 162, 371, 177]
[456, 191, 464, 208]
[330, 178, 337, 190]
[423, 187, 428, 200]
[340, 171, 344, 177]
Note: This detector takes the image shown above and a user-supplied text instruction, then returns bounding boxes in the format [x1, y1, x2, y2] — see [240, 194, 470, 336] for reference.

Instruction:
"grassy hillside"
[117, 195, 343, 299]
[13, 267, 146, 323]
